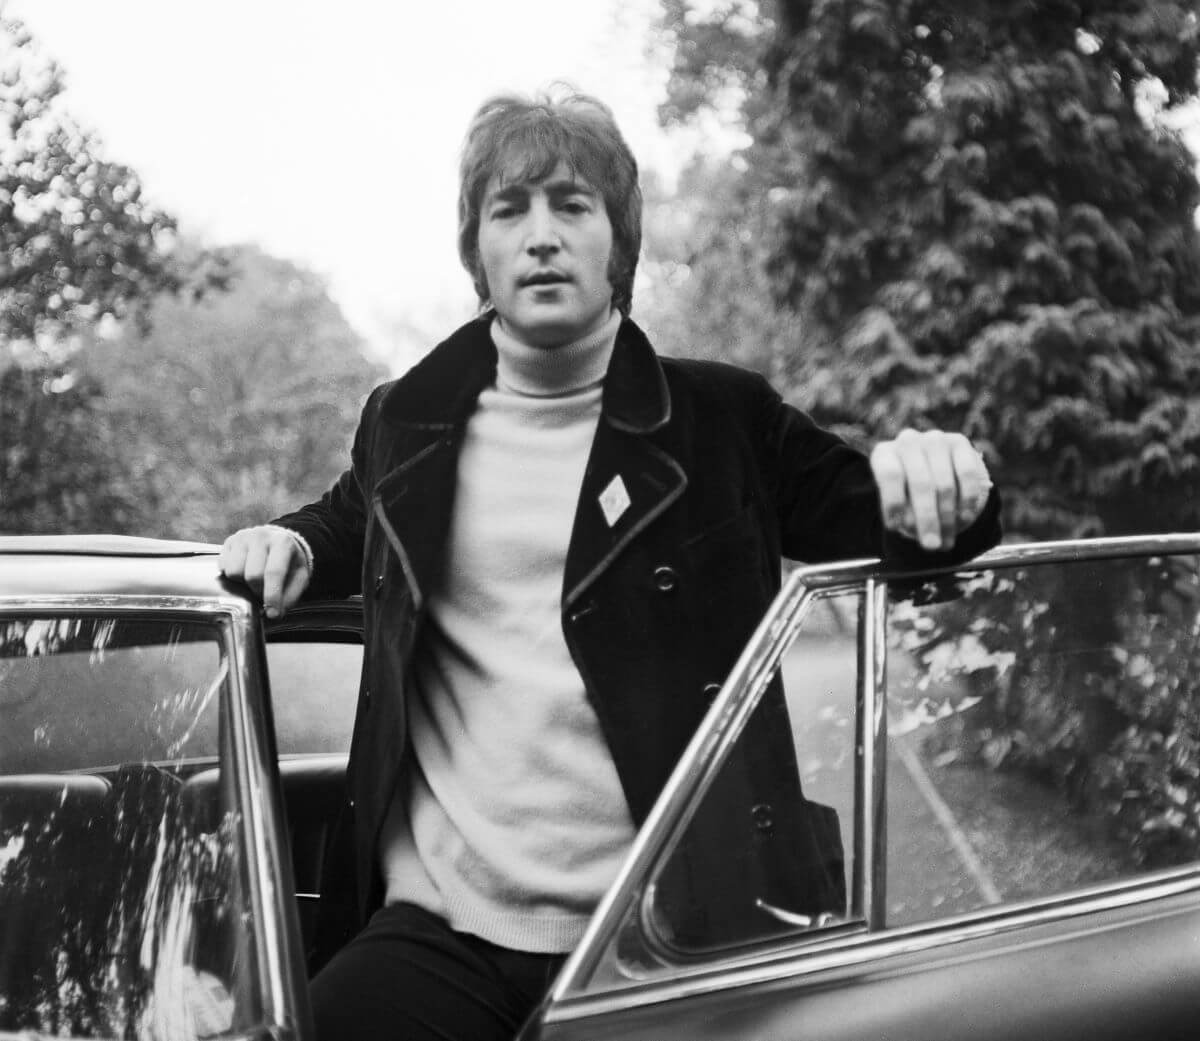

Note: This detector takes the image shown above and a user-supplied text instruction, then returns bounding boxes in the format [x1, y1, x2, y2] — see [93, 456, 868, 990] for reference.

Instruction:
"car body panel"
[0, 536, 230, 601]
[533, 883, 1200, 1041]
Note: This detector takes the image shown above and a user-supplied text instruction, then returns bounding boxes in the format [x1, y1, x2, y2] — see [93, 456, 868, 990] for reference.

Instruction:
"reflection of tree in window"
[0, 615, 260, 1036]
[885, 555, 1200, 927]
[0, 768, 252, 1036]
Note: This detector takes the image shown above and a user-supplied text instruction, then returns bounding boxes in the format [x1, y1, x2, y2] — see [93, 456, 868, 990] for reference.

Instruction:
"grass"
[918, 744, 1136, 904]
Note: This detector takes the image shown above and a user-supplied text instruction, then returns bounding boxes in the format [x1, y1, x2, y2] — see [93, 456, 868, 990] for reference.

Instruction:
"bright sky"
[6, 0, 698, 371]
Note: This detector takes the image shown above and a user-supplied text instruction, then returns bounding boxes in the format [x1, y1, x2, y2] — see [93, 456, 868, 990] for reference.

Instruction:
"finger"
[901, 445, 945, 551]
[950, 436, 992, 527]
[870, 441, 910, 532]
[218, 532, 249, 579]
[919, 432, 960, 545]
[259, 539, 297, 618]
[241, 537, 270, 600]
[280, 556, 311, 612]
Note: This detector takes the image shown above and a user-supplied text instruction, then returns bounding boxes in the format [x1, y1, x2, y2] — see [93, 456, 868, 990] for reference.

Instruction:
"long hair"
[457, 87, 642, 315]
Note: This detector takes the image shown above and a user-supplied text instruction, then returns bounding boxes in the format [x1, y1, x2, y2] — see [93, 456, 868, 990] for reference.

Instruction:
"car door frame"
[0, 587, 317, 1040]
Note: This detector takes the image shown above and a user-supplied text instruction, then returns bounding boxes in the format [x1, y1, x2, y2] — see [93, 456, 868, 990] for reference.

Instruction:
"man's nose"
[524, 201, 560, 256]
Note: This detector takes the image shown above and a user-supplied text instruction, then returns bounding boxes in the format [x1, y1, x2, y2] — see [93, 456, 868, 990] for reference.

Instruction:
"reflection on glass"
[0, 615, 263, 1039]
[886, 555, 1200, 927]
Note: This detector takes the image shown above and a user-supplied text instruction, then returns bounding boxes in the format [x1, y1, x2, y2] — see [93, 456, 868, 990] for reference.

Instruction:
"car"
[1, 532, 1198, 1040]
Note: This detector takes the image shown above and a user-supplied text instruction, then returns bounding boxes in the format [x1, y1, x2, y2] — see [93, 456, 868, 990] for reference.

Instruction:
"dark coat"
[276, 315, 1001, 953]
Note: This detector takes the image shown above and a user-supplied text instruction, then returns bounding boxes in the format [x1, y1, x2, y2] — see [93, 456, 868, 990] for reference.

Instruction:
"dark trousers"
[309, 902, 566, 1041]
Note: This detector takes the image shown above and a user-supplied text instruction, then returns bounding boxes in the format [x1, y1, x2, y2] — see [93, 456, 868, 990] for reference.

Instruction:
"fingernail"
[266, 606, 279, 619]
[922, 534, 942, 551]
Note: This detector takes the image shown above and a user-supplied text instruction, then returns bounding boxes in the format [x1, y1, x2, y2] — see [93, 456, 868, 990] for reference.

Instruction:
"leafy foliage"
[658, 0, 1200, 538]
[641, 162, 798, 364]
[0, 365, 149, 533]
[1092, 557, 1200, 864]
[82, 245, 387, 540]
[657, 0, 1200, 869]
[0, 11, 218, 351]
[894, 555, 1200, 869]
[0, 11, 230, 536]
[657, 0, 772, 129]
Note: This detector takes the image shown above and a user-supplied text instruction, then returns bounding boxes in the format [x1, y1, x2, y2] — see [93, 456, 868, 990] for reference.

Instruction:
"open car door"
[525, 535, 1200, 1041]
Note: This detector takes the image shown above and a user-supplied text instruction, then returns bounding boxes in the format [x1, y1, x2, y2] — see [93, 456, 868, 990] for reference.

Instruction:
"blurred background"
[2, 0, 1199, 543]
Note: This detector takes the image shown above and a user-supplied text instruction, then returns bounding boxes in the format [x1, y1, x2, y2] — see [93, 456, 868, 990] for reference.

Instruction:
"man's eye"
[491, 206, 518, 219]
[560, 200, 590, 214]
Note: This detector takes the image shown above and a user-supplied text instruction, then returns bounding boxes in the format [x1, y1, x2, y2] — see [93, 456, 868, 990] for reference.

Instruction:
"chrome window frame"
[542, 534, 1200, 1025]
[0, 593, 312, 1040]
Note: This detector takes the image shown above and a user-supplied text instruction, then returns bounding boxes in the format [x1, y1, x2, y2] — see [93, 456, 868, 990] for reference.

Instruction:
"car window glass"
[885, 553, 1200, 925]
[0, 615, 222, 770]
[0, 613, 270, 1040]
[266, 639, 360, 754]
[644, 589, 862, 957]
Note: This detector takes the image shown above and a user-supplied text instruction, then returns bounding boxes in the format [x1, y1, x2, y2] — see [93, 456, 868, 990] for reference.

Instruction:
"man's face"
[477, 161, 614, 348]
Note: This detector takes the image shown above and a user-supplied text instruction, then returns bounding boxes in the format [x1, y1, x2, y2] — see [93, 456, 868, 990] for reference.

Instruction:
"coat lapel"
[563, 426, 687, 610]
[371, 318, 497, 609]
[563, 319, 687, 610]
[372, 435, 456, 614]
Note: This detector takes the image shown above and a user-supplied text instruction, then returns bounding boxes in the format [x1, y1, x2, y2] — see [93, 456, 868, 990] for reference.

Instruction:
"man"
[221, 89, 1000, 1041]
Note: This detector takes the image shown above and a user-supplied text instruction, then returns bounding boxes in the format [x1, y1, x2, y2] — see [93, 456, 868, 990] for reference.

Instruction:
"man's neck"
[491, 310, 621, 397]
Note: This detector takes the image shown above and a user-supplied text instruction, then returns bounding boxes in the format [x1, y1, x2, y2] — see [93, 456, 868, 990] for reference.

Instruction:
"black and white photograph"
[0, 2, 1198, 1039]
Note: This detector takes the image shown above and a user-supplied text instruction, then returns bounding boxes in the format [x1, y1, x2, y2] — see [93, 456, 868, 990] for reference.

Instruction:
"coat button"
[363, 687, 371, 705]
[653, 566, 679, 593]
[568, 601, 596, 625]
[703, 682, 722, 701]
[373, 574, 385, 594]
[752, 803, 774, 833]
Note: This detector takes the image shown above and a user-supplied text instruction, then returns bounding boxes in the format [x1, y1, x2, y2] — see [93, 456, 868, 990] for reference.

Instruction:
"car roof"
[0, 534, 218, 557]
[0, 534, 237, 601]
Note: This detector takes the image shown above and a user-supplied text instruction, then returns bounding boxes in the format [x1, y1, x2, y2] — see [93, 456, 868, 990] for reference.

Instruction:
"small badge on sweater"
[599, 475, 631, 527]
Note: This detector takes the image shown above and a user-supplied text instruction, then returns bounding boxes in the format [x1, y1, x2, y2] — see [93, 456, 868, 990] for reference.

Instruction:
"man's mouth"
[520, 271, 569, 287]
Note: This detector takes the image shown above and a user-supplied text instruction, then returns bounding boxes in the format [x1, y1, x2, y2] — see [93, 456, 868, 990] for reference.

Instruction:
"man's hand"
[870, 429, 993, 552]
[218, 525, 311, 618]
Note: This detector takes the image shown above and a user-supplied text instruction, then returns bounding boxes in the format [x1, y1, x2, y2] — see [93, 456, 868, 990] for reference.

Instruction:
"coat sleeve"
[749, 373, 1002, 566]
[269, 384, 388, 599]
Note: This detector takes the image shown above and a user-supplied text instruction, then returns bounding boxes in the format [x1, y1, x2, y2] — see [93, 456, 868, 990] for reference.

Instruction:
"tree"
[658, 0, 1200, 539]
[0, 10, 222, 534]
[83, 245, 387, 541]
[638, 150, 870, 437]
[0, 365, 147, 533]
[0, 10, 210, 350]
[657, 0, 1200, 859]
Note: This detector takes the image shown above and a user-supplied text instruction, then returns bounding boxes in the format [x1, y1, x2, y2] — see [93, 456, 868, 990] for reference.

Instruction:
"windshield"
[0, 612, 266, 1040]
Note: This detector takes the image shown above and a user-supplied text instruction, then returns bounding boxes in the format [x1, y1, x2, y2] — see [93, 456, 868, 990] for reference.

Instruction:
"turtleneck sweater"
[379, 309, 636, 953]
